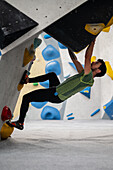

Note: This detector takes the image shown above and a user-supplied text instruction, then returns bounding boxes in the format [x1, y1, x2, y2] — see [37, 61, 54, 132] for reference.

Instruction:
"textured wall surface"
[1, 0, 113, 141]
[0, 34, 39, 130]
[5, 0, 87, 54]
[0, 0, 87, 138]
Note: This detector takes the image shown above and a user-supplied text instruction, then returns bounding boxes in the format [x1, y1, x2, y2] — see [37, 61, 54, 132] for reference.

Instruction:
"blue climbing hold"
[67, 117, 75, 120]
[64, 74, 70, 79]
[103, 99, 113, 120]
[82, 64, 84, 68]
[91, 109, 100, 117]
[67, 113, 73, 117]
[31, 101, 48, 109]
[58, 42, 67, 49]
[69, 62, 77, 71]
[45, 60, 61, 75]
[42, 45, 60, 61]
[69, 62, 84, 71]
[34, 38, 42, 49]
[44, 34, 51, 39]
[41, 106, 61, 120]
[0, 51, 2, 56]
[54, 92, 58, 96]
[80, 87, 91, 99]
[39, 80, 49, 88]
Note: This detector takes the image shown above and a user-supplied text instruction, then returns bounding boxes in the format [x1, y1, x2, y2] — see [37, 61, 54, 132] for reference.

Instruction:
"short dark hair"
[95, 59, 107, 77]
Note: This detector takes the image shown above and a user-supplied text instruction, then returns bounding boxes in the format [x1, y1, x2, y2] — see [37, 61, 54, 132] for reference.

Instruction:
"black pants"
[19, 72, 63, 123]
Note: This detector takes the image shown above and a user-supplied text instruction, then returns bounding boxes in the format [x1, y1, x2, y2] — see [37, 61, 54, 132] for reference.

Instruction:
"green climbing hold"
[34, 38, 42, 49]
[33, 82, 38, 86]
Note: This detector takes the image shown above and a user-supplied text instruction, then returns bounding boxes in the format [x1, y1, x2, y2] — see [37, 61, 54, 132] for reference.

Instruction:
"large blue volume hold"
[45, 60, 61, 75]
[42, 45, 60, 61]
[41, 106, 61, 120]
[31, 101, 48, 109]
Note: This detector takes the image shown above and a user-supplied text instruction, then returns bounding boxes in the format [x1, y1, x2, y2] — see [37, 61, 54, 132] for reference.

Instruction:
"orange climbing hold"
[23, 44, 35, 67]
[0, 123, 14, 140]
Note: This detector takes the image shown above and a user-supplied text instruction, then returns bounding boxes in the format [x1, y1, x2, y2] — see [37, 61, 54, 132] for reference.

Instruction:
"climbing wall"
[38, 33, 101, 120]
[0, 0, 87, 139]
[1, 0, 113, 140]
[23, 33, 67, 122]
[99, 27, 113, 119]
[62, 26, 113, 120]
[19, 28, 109, 122]
[24, 26, 113, 121]
[0, 35, 41, 139]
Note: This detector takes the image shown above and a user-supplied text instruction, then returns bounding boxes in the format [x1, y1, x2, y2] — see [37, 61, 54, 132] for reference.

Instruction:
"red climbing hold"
[1, 106, 12, 121]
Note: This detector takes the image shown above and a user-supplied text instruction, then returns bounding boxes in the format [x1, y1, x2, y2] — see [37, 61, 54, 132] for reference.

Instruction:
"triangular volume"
[85, 23, 105, 35]
[80, 87, 91, 99]
[0, 1, 38, 49]
[44, 1, 113, 52]
[103, 100, 113, 120]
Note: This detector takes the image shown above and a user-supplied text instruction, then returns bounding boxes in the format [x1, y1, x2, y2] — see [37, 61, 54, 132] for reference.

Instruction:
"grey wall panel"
[4, 0, 87, 54]
[0, 33, 40, 129]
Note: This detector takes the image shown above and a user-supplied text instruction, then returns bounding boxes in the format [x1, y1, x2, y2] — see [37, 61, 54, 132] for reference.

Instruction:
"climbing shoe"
[20, 70, 29, 85]
[6, 120, 24, 130]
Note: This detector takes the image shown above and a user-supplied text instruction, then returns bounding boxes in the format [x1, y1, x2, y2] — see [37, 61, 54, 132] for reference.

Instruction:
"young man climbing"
[7, 39, 106, 130]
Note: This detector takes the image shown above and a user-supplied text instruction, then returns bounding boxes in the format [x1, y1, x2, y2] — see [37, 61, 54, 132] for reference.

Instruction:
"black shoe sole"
[6, 121, 24, 130]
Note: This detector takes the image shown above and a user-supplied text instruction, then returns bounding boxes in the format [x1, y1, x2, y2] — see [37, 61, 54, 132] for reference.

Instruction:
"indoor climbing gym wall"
[1, 0, 113, 140]
[20, 33, 67, 122]
[0, 0, 87, 140]
[22, 25, 113, 121]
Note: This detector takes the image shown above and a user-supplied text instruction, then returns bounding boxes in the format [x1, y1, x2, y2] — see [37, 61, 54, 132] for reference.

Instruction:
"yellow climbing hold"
[0, 123, 14, 140]
[23, 44, 35, 67]
[91, 56, 96, 63]
[105, 61, 113, 80]
[17, 84, 24, 91]
[102, 17, 113, 33]
[84, 90, 89, 93]
[105, 16, 113, 27]
[103, 106, 106, 109]
[85, 23, 105, 35]
[102, 26, 110, 33]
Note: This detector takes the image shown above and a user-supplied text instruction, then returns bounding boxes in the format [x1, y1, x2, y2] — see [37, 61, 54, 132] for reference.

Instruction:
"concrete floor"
[0, 120, 113, 170]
